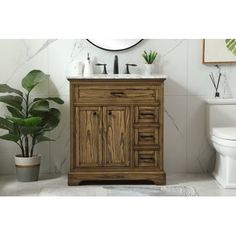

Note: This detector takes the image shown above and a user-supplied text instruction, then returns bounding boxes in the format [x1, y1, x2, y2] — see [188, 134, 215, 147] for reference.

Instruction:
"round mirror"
[87, 39, 143, 51]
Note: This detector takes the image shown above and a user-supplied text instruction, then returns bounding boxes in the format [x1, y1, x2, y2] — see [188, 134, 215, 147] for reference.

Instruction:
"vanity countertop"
[67, 74, 167, 80]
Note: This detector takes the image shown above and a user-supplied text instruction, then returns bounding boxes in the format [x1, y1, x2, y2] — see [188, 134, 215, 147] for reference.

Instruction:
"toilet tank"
[207, 98, 236, 137]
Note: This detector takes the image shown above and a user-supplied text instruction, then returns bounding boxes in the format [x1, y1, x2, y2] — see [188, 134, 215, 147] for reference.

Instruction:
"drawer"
[134, 127, 159, 146]
[73, 85, 159, 103]
[135, 106, 159, 123]
[134, 150, 159, 167]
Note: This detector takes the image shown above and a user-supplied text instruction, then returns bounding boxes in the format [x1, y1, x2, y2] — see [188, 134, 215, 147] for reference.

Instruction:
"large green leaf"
[0, 95, 22, 110]
[0, 133, 20, 142]
[225, 39, 236, 56]
[21, 70, 50, 92]
[20, 126, 43, 136]
[28, 108, 61, 132]
[29, 97, 64, 116]
[0, 84, 23, 96]
[36, 135, 54, 143]
[39, 108, 61, 131]
[7, 116, 42, 127]
[29, 100, 50, 113]
[33, 97, 64, 104]
[0, 117, 14, 132]
[6, 106, 24, 118]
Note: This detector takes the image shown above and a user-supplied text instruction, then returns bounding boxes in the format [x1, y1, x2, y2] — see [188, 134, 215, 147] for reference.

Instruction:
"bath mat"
[39, 185, 198, 196]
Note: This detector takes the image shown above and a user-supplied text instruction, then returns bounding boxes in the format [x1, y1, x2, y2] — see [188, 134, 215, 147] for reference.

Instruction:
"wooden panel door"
[103, 106, 131, 167]
[75, 106, 102, 167]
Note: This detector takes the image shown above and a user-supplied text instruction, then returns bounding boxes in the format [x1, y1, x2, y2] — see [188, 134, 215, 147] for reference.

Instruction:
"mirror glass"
[87, 39, 143, 51]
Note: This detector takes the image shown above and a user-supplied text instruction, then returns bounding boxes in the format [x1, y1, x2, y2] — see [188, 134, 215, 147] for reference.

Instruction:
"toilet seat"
[211, 127, 236, 147]
[211, 135, 236, 147]
[212, 127, 236, 141]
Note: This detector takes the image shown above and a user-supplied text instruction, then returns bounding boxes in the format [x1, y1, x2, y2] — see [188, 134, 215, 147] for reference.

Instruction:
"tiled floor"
[0, 173, 236, 196]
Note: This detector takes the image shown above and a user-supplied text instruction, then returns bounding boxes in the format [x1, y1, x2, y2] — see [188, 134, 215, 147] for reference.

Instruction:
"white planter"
[144, 64, 155, 75]
[15, 155, 41, 182]
[15, 155, 41, 165]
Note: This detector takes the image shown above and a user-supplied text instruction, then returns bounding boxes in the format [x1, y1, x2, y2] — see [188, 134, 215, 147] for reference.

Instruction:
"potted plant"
[142, 50, 158, 75]
[0, 70, 64, 182]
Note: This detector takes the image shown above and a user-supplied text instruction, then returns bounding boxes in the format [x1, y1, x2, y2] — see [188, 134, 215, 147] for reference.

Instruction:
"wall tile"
[162, 40, 188, 95]
[48, 39, 75, 96]
[164, 96, 187, 173]
[48, 95, 70, 174]
[186, 96, 215, 173]
[188, 39, 216, 96]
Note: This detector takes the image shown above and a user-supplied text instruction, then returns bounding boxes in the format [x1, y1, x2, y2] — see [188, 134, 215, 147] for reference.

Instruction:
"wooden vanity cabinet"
[68, 78, 166, 185]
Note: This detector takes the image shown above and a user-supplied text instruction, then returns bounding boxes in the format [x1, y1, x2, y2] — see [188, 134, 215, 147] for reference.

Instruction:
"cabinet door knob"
[93, 112, 97, 116]
[108, 111, 112, 115]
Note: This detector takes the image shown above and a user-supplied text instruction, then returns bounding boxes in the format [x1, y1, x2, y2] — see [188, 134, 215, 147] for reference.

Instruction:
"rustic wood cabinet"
[68, 77, 166, 185]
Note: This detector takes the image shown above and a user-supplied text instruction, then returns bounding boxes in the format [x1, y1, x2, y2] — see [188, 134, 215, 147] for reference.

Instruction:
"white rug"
[39, 185, 198, 196]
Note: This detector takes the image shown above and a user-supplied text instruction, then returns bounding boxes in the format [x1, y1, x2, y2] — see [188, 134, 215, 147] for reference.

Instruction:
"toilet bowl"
[211, 127, 236, 188]
[207, 98, 236, 188]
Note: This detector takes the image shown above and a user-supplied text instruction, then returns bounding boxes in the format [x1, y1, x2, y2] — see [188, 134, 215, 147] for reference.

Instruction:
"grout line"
[47, 40, 53, 174]
[186, 39, 189, 173]
[163, 39, 186, 57]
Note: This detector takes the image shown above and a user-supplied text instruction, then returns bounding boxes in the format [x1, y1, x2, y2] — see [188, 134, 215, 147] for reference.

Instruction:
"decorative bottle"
[83, 53, 93, 76]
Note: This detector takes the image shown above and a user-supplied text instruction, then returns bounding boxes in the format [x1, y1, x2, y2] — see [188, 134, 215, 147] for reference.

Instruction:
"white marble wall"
[0, 39, 235, 175]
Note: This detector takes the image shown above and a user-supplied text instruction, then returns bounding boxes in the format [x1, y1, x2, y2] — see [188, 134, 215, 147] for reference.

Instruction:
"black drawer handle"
[140, 135, 155, 140]
[110, 91, 125, 96]
[139, 156, 155, 162]
[93, 112, 97, 116]
[140, 112, 155, 116]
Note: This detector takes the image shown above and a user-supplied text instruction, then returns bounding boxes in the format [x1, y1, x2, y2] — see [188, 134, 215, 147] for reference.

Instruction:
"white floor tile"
[0, 174, 236, 196]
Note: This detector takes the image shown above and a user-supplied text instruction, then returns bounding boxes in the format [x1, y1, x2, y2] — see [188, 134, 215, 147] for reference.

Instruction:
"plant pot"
[14, 155, 41, 182]
[144, 64, 155, 75]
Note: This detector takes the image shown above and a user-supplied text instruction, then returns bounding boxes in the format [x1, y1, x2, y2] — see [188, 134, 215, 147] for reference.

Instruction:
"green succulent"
[225, 39, 236, 56]
[0, 70, 64, 157]
[142, 50, 158, 64]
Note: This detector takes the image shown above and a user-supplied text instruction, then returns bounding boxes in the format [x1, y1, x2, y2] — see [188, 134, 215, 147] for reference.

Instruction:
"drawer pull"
[110, 91, 125, 96]
[140, 112, 155, 117]
[139, 156, 154, 162]
[93, 112, 97, 116]
[140, 135, 155, 140]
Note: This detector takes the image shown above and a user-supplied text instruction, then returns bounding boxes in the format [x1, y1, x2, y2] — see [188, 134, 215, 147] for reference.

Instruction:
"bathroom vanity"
[67, 75, 166, 185]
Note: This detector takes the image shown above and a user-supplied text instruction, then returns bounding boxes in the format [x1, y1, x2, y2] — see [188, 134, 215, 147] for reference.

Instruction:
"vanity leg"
[68, 173, 83, 186]
[151, 175, 166, 185]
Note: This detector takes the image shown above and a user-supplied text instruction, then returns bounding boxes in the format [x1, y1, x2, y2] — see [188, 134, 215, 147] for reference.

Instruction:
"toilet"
[207, 98, 236, 188]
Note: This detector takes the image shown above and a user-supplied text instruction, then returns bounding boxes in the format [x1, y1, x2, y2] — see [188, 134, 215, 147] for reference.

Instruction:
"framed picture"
[202, 39, 236, 64]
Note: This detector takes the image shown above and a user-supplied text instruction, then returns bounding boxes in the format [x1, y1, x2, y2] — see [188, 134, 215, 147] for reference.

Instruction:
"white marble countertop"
[67, 74, 167, 79]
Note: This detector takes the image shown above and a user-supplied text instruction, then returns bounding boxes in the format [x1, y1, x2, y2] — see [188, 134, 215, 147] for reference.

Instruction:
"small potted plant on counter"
[0, 70, 64, 182]
[142, 50, 158, 75]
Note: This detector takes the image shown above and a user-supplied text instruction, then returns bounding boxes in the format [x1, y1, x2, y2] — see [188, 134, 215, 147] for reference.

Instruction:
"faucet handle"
[125, 64, 137, 74]
[96, 63, 108, 74]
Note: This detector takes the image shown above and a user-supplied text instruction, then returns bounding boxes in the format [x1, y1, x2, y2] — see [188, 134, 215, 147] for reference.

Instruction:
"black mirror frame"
[86, 39, 143, 52]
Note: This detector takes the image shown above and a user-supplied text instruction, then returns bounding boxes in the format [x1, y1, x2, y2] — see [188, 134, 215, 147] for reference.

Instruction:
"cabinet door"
[75, 106, 102, 167]
[103, 106, 131, 167]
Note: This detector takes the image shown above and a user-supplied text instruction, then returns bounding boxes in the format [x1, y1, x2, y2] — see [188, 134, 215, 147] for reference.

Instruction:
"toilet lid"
[212, 127, 236, 140]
